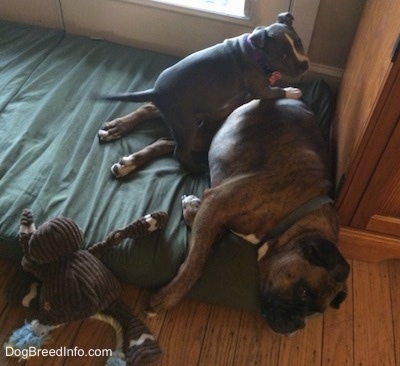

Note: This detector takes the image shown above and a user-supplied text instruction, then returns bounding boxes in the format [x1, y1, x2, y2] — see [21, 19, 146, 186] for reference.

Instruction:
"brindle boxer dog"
[99, 99, 350, 334]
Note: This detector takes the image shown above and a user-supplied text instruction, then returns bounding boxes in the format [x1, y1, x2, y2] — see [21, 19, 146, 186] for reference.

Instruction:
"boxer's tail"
[93, 89, 157, 103]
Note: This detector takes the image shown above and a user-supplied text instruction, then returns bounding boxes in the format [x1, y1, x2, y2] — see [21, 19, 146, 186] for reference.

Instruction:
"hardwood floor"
[1, 257, 399, 366]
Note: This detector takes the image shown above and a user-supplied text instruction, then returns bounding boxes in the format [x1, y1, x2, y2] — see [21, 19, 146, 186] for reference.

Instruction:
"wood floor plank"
[26, 322, 86, 366]
[233, 310, 281, 366]
[388, 260, 400, 365]
[278, 313, 324, 366]
[154, 299, 211, 366]
[130, 286, 168, 338]
[197, 305, 241, 366]
[63, 319, 115, 366]
[1, 257, 399, 366]
[1, 303, 31, 366]
[0, 260, 18, 314]
[353, 260, 396, 366]
[322, 259, 354, 365]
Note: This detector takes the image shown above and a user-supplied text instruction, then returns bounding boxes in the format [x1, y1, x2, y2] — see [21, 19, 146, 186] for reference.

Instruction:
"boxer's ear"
[301, 239, 350, 282]
[277, 12, 294, 27]
[249, 27, 269, 49]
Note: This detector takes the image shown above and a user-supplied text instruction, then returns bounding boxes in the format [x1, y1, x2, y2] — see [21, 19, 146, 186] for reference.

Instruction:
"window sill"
[113, 0, 255, 26]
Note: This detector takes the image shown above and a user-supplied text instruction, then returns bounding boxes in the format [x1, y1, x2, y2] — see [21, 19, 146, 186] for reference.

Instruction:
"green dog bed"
[0, 20, 334, 312]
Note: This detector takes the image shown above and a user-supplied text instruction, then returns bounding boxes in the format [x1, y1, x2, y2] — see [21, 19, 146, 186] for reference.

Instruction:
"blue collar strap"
[245, 36, 273, 75]
[256, 195, 334, 248]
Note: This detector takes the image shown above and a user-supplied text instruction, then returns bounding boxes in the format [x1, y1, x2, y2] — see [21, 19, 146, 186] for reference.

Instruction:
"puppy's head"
[249, 12, 309, 78]
[259, 237, 350, 335]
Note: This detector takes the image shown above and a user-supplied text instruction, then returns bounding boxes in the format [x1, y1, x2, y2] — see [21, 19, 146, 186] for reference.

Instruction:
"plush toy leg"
[104, 300, 161, 365]
[6, 268, 40, 310]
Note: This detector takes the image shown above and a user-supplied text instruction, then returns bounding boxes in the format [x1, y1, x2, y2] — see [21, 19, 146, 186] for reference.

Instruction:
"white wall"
[59, 0, 296, 57]
[0, 0, 63, 28]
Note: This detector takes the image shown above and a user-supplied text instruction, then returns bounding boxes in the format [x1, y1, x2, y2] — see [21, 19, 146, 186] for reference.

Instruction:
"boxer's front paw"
[144, 295, 165, 317]
[98, 118, 134, 142]
[181, 195, 201, 228]
[284, 87, 303, 99]
[145, 291, 181, 317]
[111, 155, 138, 178]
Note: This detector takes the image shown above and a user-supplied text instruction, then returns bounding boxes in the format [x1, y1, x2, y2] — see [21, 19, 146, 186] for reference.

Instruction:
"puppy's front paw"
[284, 87, 303, 99]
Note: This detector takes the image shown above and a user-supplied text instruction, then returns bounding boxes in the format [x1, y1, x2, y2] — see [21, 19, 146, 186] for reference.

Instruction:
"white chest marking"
[231, 230, 269, 261]
[284, 34, 309, 63]
[231, 231, 259, 244]
[257, 243, 269, 261]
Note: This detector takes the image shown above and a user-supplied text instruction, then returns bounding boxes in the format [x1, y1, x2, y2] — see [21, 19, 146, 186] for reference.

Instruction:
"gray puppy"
[99, 13, 309, 173]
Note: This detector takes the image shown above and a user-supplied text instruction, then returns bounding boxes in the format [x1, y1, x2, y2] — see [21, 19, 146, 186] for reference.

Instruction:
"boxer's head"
[248, 12, 309, 78]
[259, 237, 350, 335]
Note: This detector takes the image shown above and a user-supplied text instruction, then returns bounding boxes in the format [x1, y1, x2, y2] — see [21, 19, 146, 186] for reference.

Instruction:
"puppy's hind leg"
[99, 103, 162, 141]
[171, 119, 207, 174]
[111, 138, 175, 178]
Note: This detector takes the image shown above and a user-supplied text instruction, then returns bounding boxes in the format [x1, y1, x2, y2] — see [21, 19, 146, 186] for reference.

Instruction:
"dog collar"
[245, 36, 274, 76]
[256, 195, 334, 252]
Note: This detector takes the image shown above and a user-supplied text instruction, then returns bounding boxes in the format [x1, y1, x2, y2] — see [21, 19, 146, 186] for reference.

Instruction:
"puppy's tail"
[93, 89, 157, 103]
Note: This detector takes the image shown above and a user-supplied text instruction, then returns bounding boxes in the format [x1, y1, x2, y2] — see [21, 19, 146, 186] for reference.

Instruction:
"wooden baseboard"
[339, 226, 400, 262]
[309, 62, 344, 79]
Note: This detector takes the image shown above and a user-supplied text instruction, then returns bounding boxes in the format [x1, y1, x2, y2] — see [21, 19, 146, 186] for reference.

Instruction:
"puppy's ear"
[301, 239, 350, 282]
[277, 12, 294, 27]
[249, 27, 269, 49]
[330, 285, 348, 309]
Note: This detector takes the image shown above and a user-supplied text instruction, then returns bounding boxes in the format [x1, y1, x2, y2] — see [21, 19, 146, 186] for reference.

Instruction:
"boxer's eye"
[297, 286, 308, 301]
[281, 53, 287, 61]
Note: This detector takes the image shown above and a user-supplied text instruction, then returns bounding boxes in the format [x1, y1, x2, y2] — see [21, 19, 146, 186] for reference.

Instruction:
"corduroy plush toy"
[4, 208, 168, 365]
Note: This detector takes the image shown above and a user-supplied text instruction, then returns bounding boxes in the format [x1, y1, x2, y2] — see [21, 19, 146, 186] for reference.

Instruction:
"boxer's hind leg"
[111, 138, 175, 178]
[98, 102, 162, 141]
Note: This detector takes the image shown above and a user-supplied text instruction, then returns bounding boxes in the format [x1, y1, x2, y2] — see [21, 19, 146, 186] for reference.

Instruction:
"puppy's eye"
[281, 53, 287, 60]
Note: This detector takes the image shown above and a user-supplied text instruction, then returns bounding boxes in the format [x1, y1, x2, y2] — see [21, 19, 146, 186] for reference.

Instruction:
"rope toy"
[4, 209, 168, 365]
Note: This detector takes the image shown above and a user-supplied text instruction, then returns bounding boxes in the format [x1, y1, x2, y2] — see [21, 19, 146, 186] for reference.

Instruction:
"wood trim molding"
[367, 215, 400, 237]
[339, 226, 400, 262]
[309, 62, 343, 79]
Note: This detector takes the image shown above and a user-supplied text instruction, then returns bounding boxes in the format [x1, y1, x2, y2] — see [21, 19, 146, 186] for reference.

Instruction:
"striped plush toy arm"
[88, 211, 168, 258]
